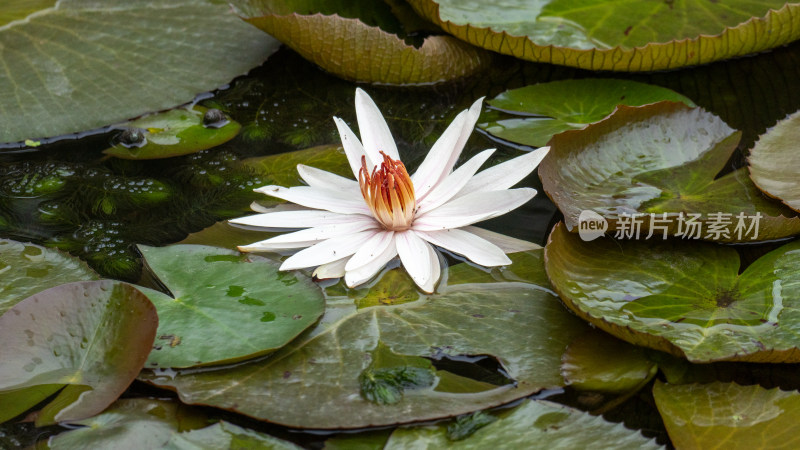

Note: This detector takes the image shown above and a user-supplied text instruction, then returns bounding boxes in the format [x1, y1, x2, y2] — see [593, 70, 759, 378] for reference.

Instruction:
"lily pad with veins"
[749, 109, 800, 212]
[545, 223, 800, 363]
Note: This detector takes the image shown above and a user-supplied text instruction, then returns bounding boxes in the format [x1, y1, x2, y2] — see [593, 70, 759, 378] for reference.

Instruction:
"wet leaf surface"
[0, 239, 98, 316]
[654, 381, 800, 450]
[384, 399, 661, 449]
[539, 102, 800, 242]
[139, 250, 591, 429]
[103, 106, 241, 160]
[138, 244, 325, 369]
[748, 109, 800, 212]
[480, 79, 694, 147]
[407, 0, 800, 71]
[545, 223, 800, 363]
[0, 0, 279, 144]
[0, 281, 157, 425]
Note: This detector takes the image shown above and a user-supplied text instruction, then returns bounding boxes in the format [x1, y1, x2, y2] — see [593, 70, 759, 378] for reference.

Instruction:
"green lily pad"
[44, 398, 300, 449]
[139, 250, 591, 429]
[384, 399, 661, 449]
[0, 1, 55, 27]
[545, 222, 800, 363]
[0, 281, 157, 426]
[480, 79, 695, 147]
[178, 221, 275, 252]
[103, 106, 241, 160]
[0, 239, 99, 316]
[137, 244, 325, 369]
[407, 0, 800, 72]
[237, 0, 489, 85]
[561, 329, 657, 394]
[0, 0, 279, 144]
[240, 144, 353, 188]
[653, 381, 800, 449]
[539, 102, 800, 242]
[748, 109, 800, 212]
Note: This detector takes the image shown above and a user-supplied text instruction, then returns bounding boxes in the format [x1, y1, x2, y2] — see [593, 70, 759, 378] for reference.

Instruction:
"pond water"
[4, 43, 800, 447]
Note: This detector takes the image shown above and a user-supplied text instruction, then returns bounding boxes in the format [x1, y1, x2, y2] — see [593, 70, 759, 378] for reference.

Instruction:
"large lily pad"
[0, 239, 98, 316]
[545, 223, 800, 363]
[138, 244, 325, 369]
[0, 281, 157, 425]
[539, 102, 800, 242]
[384, 399, 661, 449]
[238, 0, 489, 85]
[0, 0, 278, 144]
[479, 79, 695, 148]
[45, 398, 301, 449]
[140, 250, 591, 429]
[103, 106, 241, 160]
[748, 109, 800, 212]
[407, 0, 800, 72]
[653, 381, 800, 449]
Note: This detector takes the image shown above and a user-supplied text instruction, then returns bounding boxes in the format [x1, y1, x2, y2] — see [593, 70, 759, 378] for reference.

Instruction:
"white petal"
[249, 202, 308, 214]
[254, 185, 370, 215]
[280, 230, 378, 270]
[345, 230, 395, 270]
[297, 164, 359, 191]
[355, 88, 399, 162]
[461, 226, 541, 253]
[254, 218, 379, 246]
[417, 228, 511, 266]
[334, 116, 373, 177]
[229, 210, 358, 230]
[313, 257, 349, 280]
[238, 239, 317, 253]
[416, 149, 495, 215]
[396, 231, 439, 293]
[420, 238, 441, 294]
[412, 97, 484, 199]
[344, 239, 398, 288]
[456, 146, 550, 198]
[413, 188, 537, 231]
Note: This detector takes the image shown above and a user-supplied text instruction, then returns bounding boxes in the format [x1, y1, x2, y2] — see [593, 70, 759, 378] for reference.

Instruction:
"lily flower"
[231, 89, 549, 293]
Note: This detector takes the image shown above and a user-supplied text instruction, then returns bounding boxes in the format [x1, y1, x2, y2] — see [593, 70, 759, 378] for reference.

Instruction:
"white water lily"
[231, 89, 549, 293]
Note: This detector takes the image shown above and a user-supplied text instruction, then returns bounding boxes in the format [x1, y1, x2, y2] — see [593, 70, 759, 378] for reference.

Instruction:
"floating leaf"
[748, 109, 800, 212]
[0, 281, 157, 425]
[103, 106, 241, 160]
[480, 79, 695, 147]
[138, 244, 325, 369]
[539, 102, 800, 242]
[0, 0, 279, 144]
[45, 398, 300, 449]
[140, 250, 590, 429]
[238, 0, 490, 85]
[561, 330, 657, 394]
[545, 223, 800, 363]
[407, 0, 800, 72]
[654, 381, 800, 450]
[240, 144, 353, 188]
[0, 239, 98, 316]
[359, 342, 436, 405]
[384, 400, 661, 449]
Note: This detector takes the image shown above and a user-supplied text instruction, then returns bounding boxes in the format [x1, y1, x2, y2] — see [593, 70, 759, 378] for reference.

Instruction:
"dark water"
[4, 44, 800, 446]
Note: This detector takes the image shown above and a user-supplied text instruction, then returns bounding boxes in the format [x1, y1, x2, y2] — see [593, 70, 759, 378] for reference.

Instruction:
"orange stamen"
[359, 152, 416, 231]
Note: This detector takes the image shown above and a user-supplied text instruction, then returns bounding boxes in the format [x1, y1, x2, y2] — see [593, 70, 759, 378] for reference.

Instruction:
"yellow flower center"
[359, 152, 416, 231]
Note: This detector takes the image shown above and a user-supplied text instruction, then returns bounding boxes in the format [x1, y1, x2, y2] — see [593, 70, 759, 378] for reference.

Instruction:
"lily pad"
[139, 250, 591, 429]
[238, 0, 489, 85]
[102, 106, 241, 160]
[0, 0, 279, 144]
[384, 399, 661, 449]
[0, 239, 98, 316]
[480, 79, 695, 148]
[748, 109, 800, 212]
[240, 144, 353, 188]
[45, 398, 300, 449]
[545, 222, 800, 363]
[0, 281, 157, 425]
[539, 102, 800, 242]
[653, 381, 800, 449]
[137, 244, 325, 369]
[407, 0, 800, 72]
[561, 329, 657, 394]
